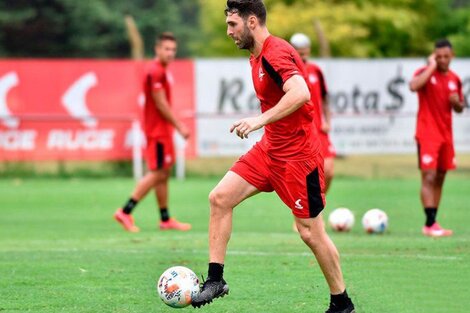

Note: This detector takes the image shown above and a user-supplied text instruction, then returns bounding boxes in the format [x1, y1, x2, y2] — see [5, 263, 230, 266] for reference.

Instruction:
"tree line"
[0, 0, 469, 58]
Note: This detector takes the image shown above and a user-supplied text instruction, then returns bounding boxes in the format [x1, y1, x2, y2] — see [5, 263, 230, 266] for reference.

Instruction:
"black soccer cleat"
[191, 278, 229, 308]
[325, 302, 355, 313]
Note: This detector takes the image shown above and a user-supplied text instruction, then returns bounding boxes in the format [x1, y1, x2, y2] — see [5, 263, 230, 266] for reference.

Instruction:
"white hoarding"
[195, 59, 470, 156]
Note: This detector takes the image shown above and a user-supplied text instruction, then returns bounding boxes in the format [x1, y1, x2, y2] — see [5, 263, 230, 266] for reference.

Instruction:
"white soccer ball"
[157, 266, 200, 308]
[328, 208, 355, 232]
[362, 209, 388, 234]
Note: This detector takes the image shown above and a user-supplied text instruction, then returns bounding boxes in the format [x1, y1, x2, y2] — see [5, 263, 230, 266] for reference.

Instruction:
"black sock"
[330, 289, 352, 310]
[424, 207, 437, 227]
[208, 263, 224, 281]
[122, 198, 138, 214]
[160, 207, 170, 222]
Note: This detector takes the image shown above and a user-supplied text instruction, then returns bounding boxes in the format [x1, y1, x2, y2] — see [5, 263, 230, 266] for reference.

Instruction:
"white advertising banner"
[195, 59, 470, 156]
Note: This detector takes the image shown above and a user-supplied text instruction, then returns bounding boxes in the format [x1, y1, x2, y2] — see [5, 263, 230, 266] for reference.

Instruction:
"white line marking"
[0, 247, 460, 261]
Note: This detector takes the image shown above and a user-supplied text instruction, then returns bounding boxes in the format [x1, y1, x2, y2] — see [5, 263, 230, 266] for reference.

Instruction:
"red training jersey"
[143, 59, 174, 138]
[414, 66, 463, 142]
[305, 62, 328, 133]
[250, 35, 319, 160]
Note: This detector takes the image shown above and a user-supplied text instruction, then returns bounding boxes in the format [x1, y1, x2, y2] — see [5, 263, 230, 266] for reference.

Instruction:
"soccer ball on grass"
[362, 209, 388, 234]
[157, 266, 200, 308]
[328, 208, 355, 232]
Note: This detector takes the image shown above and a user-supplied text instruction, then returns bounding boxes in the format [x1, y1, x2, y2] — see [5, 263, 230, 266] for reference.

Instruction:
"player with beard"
[409, 39, 465, 237]
[191, 1, 355, 312]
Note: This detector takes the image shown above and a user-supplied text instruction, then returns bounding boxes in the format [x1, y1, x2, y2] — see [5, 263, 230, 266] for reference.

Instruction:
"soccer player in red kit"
[289, 33, 336, 232]
[192, 1, 355, 312]
[114, 32, 191, 232]
[409, 39, 465, 237]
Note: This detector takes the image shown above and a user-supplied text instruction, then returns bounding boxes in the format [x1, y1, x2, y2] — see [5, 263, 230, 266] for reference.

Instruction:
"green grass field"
[0, 175, 469, 313]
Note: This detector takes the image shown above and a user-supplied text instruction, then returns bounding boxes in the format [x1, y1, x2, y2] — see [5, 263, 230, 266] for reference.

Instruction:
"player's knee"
[436, 170, 446, 181]
[147, 171, 160, 183]
[298, 224, 327, 250]
[298, 226, 315, 245]
[208, 188, 229, 210]
[422, 171, 436, 186]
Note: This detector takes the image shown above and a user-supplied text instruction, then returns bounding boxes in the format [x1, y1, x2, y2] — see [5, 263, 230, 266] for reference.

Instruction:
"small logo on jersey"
[154, 82, 163, 89]
[165, 154, 173, 164]
[430, 76, 437, 85]
[258, 66, 265, 81]
[422, 154, 433, 165]
[309, 74, 318, 85]
[294, 199, 304, 210]
[448, 81, 457, 91]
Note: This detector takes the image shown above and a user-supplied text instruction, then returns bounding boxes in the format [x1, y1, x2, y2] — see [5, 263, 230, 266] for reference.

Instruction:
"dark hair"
[225, 0, 267, 25]
[156, 32, 176, 45]
[435, 38, 452, 49]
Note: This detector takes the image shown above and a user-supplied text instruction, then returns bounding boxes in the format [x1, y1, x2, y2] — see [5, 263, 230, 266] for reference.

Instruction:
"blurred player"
[290, 33, 335, 191]
[290, 33, 336, 233]
[114, 32, 191, 232]
[192, 1, 355, 312]
[409, 39, 465, 237]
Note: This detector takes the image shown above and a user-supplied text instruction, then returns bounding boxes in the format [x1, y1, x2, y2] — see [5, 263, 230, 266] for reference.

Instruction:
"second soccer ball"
[362, 209, 388, 234]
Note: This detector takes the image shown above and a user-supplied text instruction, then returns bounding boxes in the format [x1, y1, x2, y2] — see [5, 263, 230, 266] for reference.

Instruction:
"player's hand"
[449, 93, 464, 113]
[321, 121, 330, 133]
[178, 124, 190, 139]
[230, 116, 263, 139]
[427, 53, 437, 68]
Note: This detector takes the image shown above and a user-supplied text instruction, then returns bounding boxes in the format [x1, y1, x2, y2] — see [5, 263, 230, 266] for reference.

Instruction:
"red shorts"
[417, 140, 456, 171]
[320, 133, 336, 159]
[230, 143, 325, 219]
[145, 137, 175, 171]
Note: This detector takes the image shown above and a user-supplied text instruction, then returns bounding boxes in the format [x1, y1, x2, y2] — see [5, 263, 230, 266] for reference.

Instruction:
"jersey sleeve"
[261, 45, 303, 89]
[149, 66, 165, 91]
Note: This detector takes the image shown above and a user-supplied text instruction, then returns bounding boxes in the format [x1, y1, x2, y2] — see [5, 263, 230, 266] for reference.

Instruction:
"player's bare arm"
[152, 90, 190, 139]
[230, 75, 310, 139]
[321, 96, 331, 133]
[450, 93, 465, 113]
[409, 53, 437, 92]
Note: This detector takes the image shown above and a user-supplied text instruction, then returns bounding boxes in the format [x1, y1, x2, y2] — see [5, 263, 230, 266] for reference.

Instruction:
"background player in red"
[290, 32, 336, 232]
[192, 1, 355, 312]
[114, 32, 191, 232]
[290, 33, 336, 191]
[409, 39, 465, 237]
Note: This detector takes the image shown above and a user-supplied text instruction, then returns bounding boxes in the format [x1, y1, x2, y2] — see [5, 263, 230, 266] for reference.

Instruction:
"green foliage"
[0, 0, 469, 58]
[195, 0, 251, 57]
[0, 0, 199, 58]
[198, 0, 470, 57]
[102, 0, 200, 58]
